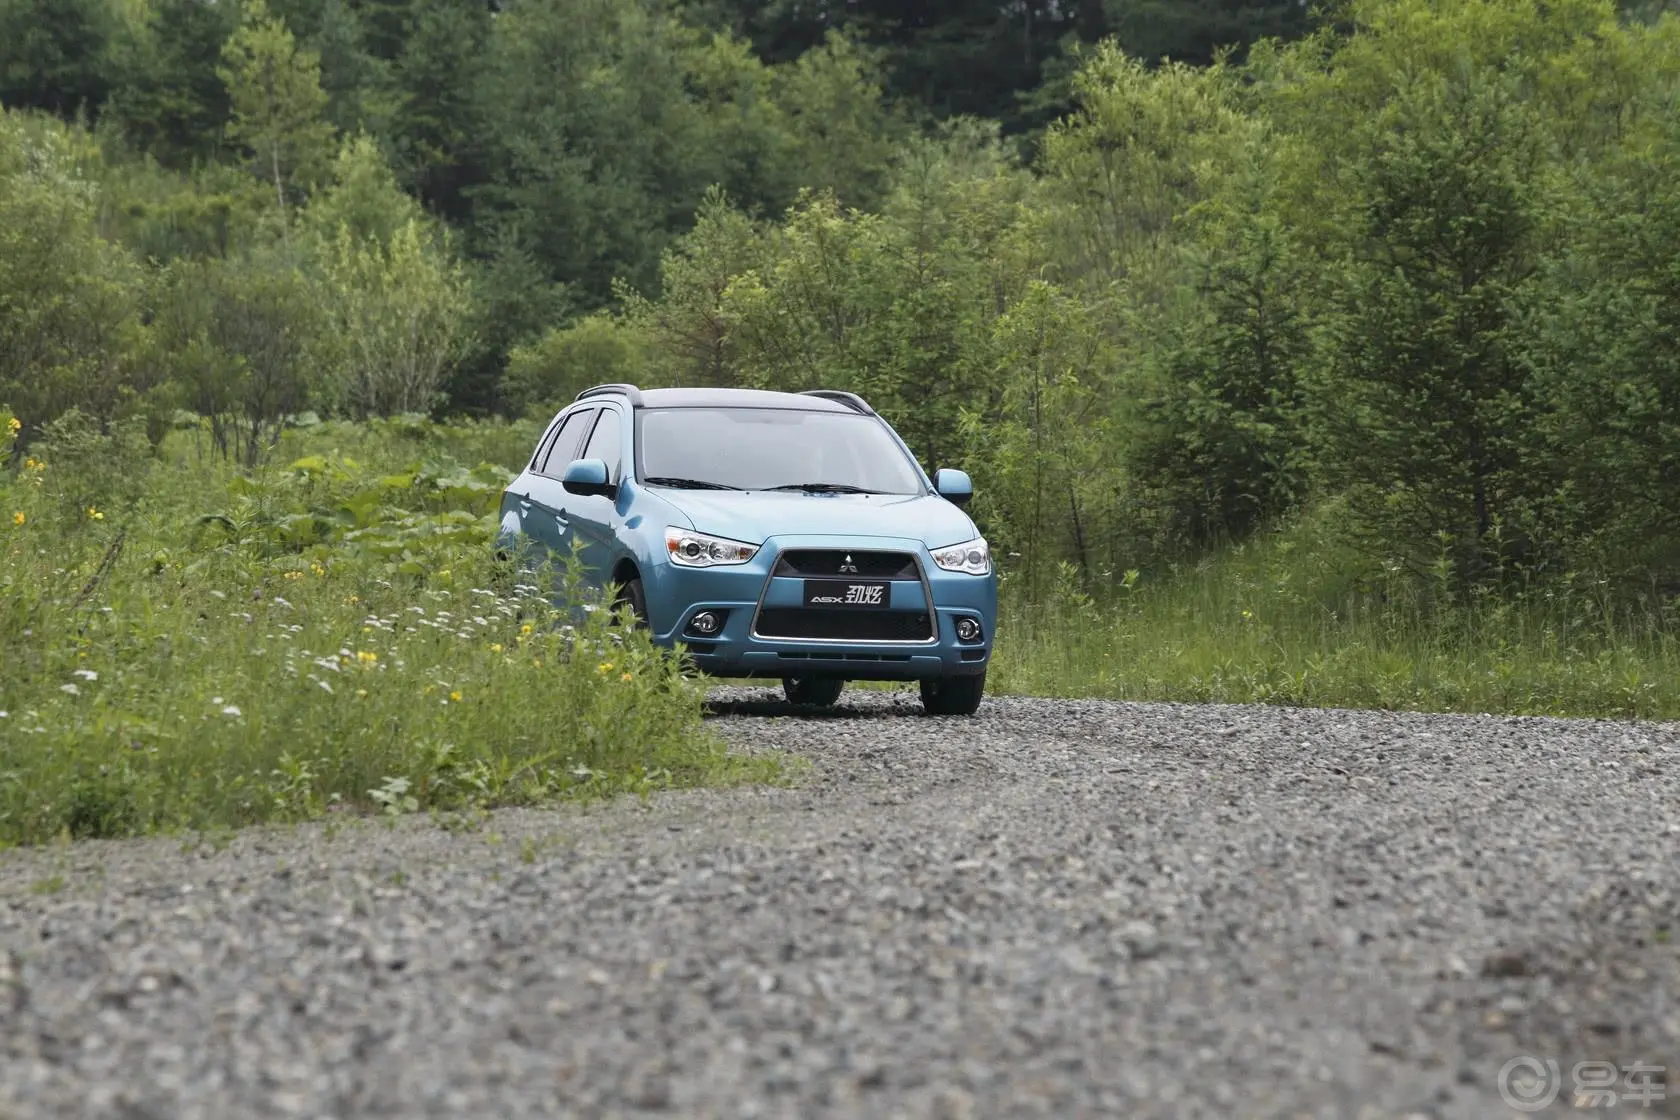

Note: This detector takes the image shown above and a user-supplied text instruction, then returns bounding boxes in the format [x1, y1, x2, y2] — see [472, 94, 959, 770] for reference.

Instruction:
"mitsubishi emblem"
[839, 553, 859, 574]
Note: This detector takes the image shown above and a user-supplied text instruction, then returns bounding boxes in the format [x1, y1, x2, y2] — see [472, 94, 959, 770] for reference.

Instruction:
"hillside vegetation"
[5, 0, 1680, 842]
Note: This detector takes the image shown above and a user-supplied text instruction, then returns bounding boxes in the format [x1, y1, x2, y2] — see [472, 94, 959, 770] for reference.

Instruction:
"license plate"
[802, 579, 890, 608]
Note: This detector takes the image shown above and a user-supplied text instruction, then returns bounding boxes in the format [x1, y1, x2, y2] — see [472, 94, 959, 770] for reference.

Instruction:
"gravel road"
[3, 687, 1679, 1119]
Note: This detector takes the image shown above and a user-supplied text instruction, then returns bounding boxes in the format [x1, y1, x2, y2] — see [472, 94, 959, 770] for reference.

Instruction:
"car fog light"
[689, 610, 721, 636]
[955, 617, 982, 642]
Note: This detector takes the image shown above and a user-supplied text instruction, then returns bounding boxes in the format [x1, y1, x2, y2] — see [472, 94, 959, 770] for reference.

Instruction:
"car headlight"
[930, 536, 990, 575]
[665, 526, 759, 567]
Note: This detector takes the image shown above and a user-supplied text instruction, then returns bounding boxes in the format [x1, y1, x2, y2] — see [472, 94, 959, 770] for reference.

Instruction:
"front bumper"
[641, 533, 996, 680]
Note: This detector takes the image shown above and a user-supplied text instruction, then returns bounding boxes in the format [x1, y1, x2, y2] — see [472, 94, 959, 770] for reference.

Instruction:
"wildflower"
[438, 569, 451, 578]
[356, 689, 368, 698]
[59, 683, 80, 696]
[597, 662, 614, 674]
[11, 512, 22, 526]
[221, 705, 242, 717]
[1241, 609, 1253, 621]
[356, 651, 377, 665]
[284, 570, 303, 580]
[5, 416, 18, 435]
[85, 507, 104, 521]
[449, 690, 462, 703]
[24, 457, 43, 472]
[72, 669, 97, 681]
[489, 643, 503, 653]
[532, 659, 543, 669]
[620, 672, 633, 683]
[344, 595, 359, 605]
[0, 711, 8, 718]
[520, 624, 533, 635]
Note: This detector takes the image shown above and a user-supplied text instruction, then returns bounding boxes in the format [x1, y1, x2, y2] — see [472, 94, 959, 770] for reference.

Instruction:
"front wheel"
[919, 672, 985, 716]
[783, 676, 844, 707]
[613, 576, 649, 630]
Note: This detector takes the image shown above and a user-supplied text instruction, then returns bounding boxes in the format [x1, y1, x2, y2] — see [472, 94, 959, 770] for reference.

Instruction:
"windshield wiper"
[641, 476, 744, 491]
[764, 482, 884, 494]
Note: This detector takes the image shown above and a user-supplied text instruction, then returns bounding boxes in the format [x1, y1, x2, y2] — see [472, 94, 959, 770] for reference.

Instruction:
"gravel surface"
[3, 687, 1679, 1119]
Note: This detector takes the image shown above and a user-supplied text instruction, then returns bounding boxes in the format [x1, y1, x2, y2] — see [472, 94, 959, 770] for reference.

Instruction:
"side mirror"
[561, 457, 614, 497]
[933, 468, 973, 507]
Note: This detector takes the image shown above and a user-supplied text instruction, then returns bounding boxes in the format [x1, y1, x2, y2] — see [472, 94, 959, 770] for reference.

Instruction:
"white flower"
[73, 669, 98, 681]
[0, 711, 8, 718]
[59, 683, 80, 696]
[221, 705, 242, 717]
[212, 696, 223, 705]
[317, 679, 334, 694]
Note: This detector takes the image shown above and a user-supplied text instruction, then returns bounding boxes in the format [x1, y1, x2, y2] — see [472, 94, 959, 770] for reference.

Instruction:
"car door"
[564, 404, 627, 594]
[519, 405, 597, 585]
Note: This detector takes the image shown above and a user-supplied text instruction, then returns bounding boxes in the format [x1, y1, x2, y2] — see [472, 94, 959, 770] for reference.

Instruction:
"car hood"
[656, 489, 978, 549]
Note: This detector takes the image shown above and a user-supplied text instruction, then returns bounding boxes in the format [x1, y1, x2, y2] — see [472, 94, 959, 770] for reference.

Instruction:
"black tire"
[613, 576, 649, 630]
[782, 676, 844, 707]
[919, 671, 986, 716]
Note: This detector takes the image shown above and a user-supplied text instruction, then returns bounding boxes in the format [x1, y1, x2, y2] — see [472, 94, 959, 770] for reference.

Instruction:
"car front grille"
[754, 608, 933, 642]
[772, 549, 919, 580]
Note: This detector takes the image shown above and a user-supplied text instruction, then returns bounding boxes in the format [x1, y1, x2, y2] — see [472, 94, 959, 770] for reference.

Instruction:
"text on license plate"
[802, 579, 890, 608]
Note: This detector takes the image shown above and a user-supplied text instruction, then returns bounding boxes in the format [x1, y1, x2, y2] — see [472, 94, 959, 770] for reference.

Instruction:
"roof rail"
[800, 389, 874, 415]
[575, 383, 644, 407]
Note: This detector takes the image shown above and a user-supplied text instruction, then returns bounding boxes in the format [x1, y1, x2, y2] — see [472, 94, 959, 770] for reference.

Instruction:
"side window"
[528, 414, 565, 471]
[580, 408, 623, 482]
[536, 408, 596, 478]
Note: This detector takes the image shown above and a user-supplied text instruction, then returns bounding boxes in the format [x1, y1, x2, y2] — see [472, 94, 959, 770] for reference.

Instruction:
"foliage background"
[7, 0, 1680, 841]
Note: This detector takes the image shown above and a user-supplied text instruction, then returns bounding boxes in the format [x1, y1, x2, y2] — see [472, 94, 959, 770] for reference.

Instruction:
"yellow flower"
[343, 595, 359, 605]
[284, 570, 303, 580]
[10, 512, 22, 526]
[356, 650, 377, 665]
[85, 507, 103, 521]
[356, 689, 368, 698]
[310, 563, 326, 577]
[532, 659, 543, 669]
[24, 457, 43, 472]
[620, 672, 633, 683]
[520, 624, 533, 635]
[437, 569, 451, 578]
[6, 416, 19, 435]
[449, 690, 462, 703]
[597, 662, 614, 674]
[488, 643, 503, 653]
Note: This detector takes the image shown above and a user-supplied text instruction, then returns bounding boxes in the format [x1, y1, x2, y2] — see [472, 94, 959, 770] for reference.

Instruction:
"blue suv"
[495, 384, 997, 715]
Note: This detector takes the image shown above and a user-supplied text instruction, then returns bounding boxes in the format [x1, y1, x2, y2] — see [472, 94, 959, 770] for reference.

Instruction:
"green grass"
[990, 507, 1680, 721]
[0, 410, 782, 848]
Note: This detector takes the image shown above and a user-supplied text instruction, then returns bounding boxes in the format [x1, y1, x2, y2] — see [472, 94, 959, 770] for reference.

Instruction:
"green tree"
[0, 109, 152, 437]
[386, 0, 489, 218]
[1123, 127, 1311, 550]
[0, 0, 118, 118]
[152, 247, 323, 464]
[1313, 69, 1551, 593]
[1516, 109, 1680, 588]
[217, 0, 336, 229]
[103, 0, 240, 166]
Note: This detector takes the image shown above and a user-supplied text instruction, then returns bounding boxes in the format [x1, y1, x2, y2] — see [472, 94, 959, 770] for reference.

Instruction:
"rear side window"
[535, 408, 596, 477]
[580, 408, 623, 481]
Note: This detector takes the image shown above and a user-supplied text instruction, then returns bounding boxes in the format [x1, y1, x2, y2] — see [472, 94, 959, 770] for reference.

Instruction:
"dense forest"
[5, 0, 1680, 609]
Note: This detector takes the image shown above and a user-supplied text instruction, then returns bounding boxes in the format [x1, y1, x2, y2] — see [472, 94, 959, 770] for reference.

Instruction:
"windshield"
[636, 407, 926, 494]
